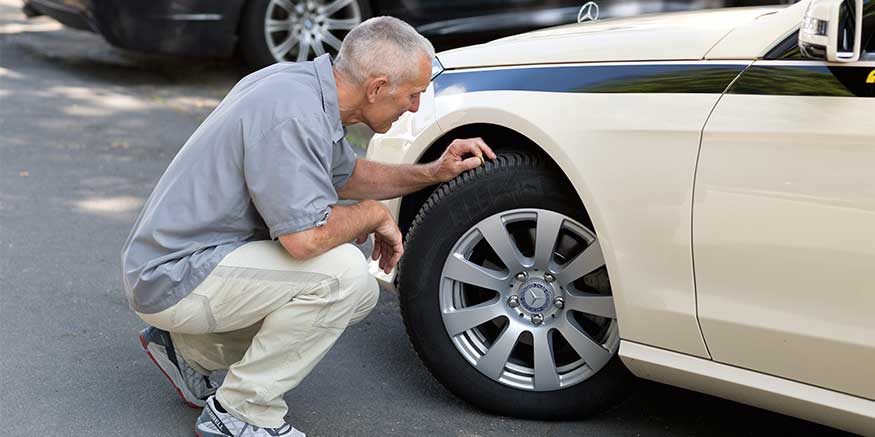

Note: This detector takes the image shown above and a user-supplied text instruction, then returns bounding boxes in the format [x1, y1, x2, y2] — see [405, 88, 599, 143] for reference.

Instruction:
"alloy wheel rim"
[439, 208, 619, 392]
[264, 0, 361, 63]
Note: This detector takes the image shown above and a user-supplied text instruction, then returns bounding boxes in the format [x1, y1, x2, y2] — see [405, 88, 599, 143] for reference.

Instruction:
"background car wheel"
[239, 0, 368, 69]
[398, 152, 634, 419]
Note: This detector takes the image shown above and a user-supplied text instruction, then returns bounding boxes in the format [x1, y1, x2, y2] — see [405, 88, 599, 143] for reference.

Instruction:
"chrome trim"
[431, 57, 444, 81]
[165, 14, 223, 21]
[416, 7, 581, 36]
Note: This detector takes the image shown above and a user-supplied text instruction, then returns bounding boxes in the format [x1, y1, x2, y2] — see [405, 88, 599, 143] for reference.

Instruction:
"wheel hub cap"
[518, 279, 554, 314]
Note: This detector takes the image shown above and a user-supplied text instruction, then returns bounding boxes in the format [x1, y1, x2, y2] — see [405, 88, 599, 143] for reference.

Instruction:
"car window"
[767, 0, 875, 59]
[861, 0, 875, 58]
[765, 32, 802, 59]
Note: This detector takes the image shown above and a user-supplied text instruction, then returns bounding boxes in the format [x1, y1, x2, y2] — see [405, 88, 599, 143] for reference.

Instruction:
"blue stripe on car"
[434, 63, 747, 96]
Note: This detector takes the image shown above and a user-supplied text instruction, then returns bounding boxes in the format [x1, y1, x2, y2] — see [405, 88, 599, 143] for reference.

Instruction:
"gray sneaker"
[196, 396, 305, 437]
[139, 326, 217, 408]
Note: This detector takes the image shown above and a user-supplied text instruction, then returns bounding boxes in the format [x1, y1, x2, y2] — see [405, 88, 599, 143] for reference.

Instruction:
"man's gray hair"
[334, 16, 435, 90]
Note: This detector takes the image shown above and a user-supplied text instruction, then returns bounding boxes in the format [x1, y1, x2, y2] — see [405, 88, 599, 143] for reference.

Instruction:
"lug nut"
[544, 272, 556, 283]
[553, 296, 565, 309]
[507, 295, 520, 308]
[515, 272, 528, 281]
[531, 313, 544, 326]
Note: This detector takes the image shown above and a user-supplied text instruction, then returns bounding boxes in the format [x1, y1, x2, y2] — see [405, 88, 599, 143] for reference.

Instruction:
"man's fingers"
[382, 242, 403, 274]
[380, 240, 389, 270]
[390, 242, 404, 271]
[463, 140, 483, 158]
[355, 233, 368, 244]
[474, 137, 497, 160]
[451, 137, 496, 162]
[461, 156, 482, 171]
[382, 241, 392, 273]
[451, 138, 482, 158]
[372, 236, 382, 261]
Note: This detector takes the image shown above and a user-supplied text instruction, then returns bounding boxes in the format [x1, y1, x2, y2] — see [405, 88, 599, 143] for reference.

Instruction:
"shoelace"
[265, 423, 294, 436]
[240, 422, 294, 436]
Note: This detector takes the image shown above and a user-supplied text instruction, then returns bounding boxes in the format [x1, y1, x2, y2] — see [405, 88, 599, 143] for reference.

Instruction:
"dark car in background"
[23, 0, 790, 69]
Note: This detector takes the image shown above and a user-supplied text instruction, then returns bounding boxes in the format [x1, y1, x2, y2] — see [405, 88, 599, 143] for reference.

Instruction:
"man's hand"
[353, 203, 403, 274]
[369, 210, 403, 274]
[431, 138, 497, 183]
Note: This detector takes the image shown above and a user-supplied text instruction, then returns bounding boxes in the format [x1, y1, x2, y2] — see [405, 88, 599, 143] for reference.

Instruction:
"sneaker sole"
[138, 331, 204, 409]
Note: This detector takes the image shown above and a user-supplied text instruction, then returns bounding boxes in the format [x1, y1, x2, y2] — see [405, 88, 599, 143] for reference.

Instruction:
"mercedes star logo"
[577, 1, 600, 23]
[527, 288, 546, 307]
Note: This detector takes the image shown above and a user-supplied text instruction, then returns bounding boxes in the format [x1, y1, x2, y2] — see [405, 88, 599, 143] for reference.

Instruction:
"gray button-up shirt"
[121, 54, 358, 314]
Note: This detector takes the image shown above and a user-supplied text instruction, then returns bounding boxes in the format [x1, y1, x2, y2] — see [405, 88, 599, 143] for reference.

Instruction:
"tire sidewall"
[239, 0, 279, 69]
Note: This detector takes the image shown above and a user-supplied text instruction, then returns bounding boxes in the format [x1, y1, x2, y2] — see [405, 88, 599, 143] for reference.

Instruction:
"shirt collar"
[313, 54, 345, 143]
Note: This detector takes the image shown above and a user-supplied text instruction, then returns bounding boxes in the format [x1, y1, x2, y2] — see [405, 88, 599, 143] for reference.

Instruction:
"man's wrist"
[420, 161, 442, 185]
[361, 199, 388, 225]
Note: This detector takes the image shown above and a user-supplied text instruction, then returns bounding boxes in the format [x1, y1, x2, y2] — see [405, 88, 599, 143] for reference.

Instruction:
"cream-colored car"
[366, 0, 875, 434]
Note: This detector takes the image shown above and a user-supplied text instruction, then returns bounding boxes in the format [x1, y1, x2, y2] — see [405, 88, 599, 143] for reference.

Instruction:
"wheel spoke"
[323, 17, 359, 30]
[558, 318, 612, 370]
[556, 239, 604, 284]
[273, 0, 298, 14]
[476, 324, 522, 379]
[442, 299, 503, 336]
[312, 39, 326, 56]
[320, 0, 354, 17]
[565, 292, 615, 319]
[319, 30, 343, 51]
[476, 215, 525, 273]
[266, 19, 293, 34]
[533, 329, 561, 390]
[533, 211, 564, 269]
[295, 36, 311, 62]
[271, 34, 300, 60]
[443, 254, 507, 291]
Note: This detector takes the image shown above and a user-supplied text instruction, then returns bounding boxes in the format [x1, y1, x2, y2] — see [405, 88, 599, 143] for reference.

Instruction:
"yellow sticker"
[868, 69, 875, 84]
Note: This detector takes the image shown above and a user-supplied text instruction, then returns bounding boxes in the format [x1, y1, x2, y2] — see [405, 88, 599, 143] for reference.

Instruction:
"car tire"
[398, 151, 634, 419]
[239, 0, 369, 70]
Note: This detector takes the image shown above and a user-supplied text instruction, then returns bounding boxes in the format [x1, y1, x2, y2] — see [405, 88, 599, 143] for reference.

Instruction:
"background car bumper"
[24, 0, 245, 57]
[24, 0, 94, 32]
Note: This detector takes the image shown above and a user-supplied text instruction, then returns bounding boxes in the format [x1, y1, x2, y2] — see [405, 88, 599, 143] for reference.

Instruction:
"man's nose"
[409, 95, 421, 113]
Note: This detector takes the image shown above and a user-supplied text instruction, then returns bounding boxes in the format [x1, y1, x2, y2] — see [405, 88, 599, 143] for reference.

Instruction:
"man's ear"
[366, 75, 389, 103]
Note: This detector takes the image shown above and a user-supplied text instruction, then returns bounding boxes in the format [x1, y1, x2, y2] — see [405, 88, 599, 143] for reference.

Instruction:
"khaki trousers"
[138, 240, 379, 427]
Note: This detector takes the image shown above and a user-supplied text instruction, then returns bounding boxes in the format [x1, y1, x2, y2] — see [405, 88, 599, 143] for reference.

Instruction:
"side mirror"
[798, 0, 863, 62]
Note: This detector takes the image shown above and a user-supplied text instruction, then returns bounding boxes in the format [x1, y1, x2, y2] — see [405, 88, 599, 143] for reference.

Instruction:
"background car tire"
[398, 151, 635, 419]
[238, 0, 369, 69]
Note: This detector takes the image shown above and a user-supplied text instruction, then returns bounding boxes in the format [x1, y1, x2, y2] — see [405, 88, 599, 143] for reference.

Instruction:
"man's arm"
[278, 200, 403, 273]
[337, 137, 497, 200]
[278, 200, 385, 259]
[337, 159, 437, 201]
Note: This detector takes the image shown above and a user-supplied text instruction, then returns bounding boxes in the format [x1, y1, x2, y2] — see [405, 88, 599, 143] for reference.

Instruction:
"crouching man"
[121, 16, 495, 437]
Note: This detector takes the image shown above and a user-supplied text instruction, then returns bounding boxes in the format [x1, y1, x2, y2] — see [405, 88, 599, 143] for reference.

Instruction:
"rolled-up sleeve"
[244, 118, 337, 239]
[331, 138, 358, 190]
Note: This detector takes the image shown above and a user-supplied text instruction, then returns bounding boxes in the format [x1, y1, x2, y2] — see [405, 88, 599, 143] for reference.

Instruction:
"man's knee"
[359, 275, 380, 311]
[332, 244, 379, 320]
[329, 243, 368, 282]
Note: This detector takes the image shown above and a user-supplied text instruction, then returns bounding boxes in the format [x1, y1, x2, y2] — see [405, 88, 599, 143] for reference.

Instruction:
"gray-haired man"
[121, 16, 495, 436]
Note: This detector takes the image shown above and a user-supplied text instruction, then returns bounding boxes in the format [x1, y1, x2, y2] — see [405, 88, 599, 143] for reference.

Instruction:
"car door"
[693, 7, 875, 400]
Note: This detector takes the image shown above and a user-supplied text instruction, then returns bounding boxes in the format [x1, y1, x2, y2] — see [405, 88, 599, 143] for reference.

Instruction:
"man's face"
[360, 55, 432, 134]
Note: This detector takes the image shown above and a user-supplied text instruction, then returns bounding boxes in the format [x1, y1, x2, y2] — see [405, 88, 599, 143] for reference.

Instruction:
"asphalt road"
[0, 1, 852, 435]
